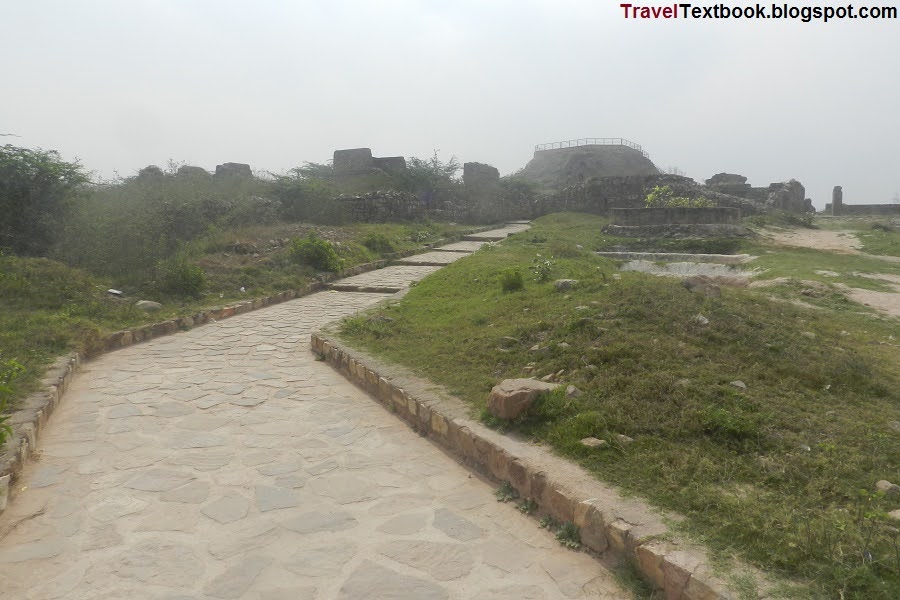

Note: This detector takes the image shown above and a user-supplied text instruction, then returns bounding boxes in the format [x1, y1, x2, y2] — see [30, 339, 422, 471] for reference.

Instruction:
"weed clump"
[499, 268, 524, 292]
[362, 233, 396, 255]
[159, 258, 206, 298]
[290, 233, 342, 272]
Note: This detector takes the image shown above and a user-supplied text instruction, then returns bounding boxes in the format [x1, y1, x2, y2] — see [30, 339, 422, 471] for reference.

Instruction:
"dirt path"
[764, 228, 900, 317]
[766, 228, 900, 263]
[0, 225, 628, 599]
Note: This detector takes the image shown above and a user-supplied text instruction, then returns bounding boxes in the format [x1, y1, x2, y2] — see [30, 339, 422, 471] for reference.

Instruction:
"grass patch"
[340, 212, 900, 599]
[0, 221, 474, 413]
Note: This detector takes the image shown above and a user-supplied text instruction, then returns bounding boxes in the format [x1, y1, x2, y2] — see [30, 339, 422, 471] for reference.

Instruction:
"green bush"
[362, 233, 396, 255]
[499, 268, 524, 292]
[1, 144, 88, 256]
[0, 357, 25, 445]
[289, 233, 343, 272]
[645, 185, 713, 209]
[160, 258, 207, 298]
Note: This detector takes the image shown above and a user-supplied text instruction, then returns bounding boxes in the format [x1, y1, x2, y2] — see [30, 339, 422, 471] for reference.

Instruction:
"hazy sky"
[2, 0, 898, 209]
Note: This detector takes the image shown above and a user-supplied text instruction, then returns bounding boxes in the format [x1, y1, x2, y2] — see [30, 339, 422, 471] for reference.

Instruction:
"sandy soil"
[763, 229, 900, 317]
[766, 228, 900, 263]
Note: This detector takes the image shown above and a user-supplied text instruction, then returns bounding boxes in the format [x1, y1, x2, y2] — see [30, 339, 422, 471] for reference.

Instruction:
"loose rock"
[682, 276, 721, 298]
[553, 279, 577, 291]
[135, 300, 162, 312]
[580, 437, 607, 449]
[566, 385, 582, 398]
[875, 480, 900, 496]
[615, 434, 635, 445]
[730, 381, 747, 389]
[488, 378, 559, 420]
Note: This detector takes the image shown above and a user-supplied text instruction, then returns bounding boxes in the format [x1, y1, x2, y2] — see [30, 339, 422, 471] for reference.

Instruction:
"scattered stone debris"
[580, 437, 607, 449]
[801, 332, 817, 340]
[730, 381, 747, 389]
[615, 434, 635, 446]
[554, 279, 578, 291]
[566, 385, 582, 398]
[488, 378, 559, 420]
[692, 314, 710, 326]
[889, 509, 900, 523]
[107, 289, 123, 297]
[682, 275, 721, 297]
[135, 300, 162, 311]
[557, 342, 571, 350]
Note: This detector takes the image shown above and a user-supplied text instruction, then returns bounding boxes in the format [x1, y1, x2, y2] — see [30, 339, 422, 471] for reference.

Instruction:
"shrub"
[362, 233, 396, 255]
[531, 256, 554, 282]
[0, 357, 24, 446]
[160, 258, 207, 298]
[499, 268, 524, 292]
[645, 185, 714, 208]
[289, 232, 342, 272]
[0, 144, 88, 256]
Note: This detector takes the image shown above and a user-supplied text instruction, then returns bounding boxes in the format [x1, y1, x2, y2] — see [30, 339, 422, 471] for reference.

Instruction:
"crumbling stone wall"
[372, 156, 407, 174]
[610, 207, 741, 226]
[336, 191, 463, 223]
[334, 148, 375, 175]
[531, 175, 761, 218]
[333, 148, 407, 178]
[463, 162, 502, 223]
[825, 185, 900, 215]
[215, 162, 252, 178]
[765, 179, 810, 212]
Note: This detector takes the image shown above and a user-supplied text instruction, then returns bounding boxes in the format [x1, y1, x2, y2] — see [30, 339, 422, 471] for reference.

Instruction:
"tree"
[0, 144, 88, 255]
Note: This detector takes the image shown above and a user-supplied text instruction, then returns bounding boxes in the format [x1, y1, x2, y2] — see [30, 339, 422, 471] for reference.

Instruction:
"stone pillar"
[832, 186, 843, 215]
[463, 162, 501, 223]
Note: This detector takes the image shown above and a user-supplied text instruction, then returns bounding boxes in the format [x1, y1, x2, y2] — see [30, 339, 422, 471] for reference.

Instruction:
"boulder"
[682, 276, 721, 297]
[580, 437, 607, 449]
[876, 480, 900, 496]
[554, 279, 578, 291]
[135, 300, 163, 312]
[488, 378, 559, 420]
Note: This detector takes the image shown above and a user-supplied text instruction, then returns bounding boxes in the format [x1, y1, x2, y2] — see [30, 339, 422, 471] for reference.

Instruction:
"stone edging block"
[0, 226, 501, 514]
[311, 332, 743, 600]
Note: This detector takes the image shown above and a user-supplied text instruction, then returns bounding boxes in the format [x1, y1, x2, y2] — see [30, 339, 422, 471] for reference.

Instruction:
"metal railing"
[534, 138, 650, 159]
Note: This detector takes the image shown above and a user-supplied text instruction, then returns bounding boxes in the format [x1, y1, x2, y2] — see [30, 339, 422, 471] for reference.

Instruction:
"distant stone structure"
[517, 139, 659, 193]
[463, 162, 501, 223]
[176, 165, 211, 179]
[705, 173, 757, 199]
[333, 148, 406, 177]
[604, 207, 748, 238]
[215, 162, 252, 178]
[766, 179, 809, 213]
[825, 185, 900, 215]
[137, 165, 164, 179]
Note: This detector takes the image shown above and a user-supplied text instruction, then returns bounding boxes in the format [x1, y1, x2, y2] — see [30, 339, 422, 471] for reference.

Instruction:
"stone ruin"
[604, 206, 749, 238]
[826, 185, 900, 216]
[705, 173, 813, 213]
[215, 162, 253, 178]
[463, 162, 501, 223]
[333, 148, 407, 178]
[136, 162, 251, 181]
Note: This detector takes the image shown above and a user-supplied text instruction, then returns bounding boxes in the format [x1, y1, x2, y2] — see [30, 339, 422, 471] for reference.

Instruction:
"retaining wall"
[611, 207, 741, 226]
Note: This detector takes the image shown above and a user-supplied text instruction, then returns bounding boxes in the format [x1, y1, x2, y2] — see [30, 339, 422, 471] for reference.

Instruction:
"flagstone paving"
[0, 226, 630, 599]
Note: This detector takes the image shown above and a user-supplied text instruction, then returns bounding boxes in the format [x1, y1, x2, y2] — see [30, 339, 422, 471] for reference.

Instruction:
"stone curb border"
[0, 225, 501, 513]
[311, 333, 740, 600]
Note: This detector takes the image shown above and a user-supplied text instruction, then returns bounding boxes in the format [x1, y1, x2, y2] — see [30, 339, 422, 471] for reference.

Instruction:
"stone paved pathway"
[0, 228, 630, 599]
